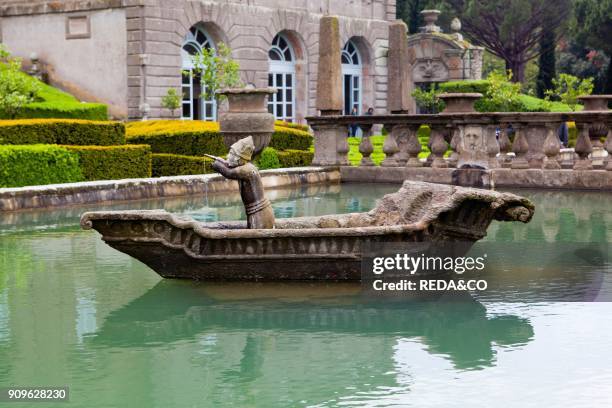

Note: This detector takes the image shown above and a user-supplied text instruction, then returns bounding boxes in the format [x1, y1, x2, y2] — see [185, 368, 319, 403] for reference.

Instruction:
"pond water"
[0, 183, 611, 407]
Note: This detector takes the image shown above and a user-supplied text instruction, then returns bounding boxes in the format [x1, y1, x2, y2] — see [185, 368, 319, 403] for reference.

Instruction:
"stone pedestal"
[311, 123, 348, 166]
[388, 21, 414, 114]
[316, 16, 343, 114]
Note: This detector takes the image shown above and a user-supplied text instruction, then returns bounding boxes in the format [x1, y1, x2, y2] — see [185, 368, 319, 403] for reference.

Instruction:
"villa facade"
[0, 0, 396, 121]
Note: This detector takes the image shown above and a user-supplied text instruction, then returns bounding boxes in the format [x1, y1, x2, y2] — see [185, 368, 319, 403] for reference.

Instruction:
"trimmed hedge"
[277, 149, 314, 167]
[126, 120, 313, 155]
[274, 120, 310, 132]
[0, 72, 108, 120]
[0, 119, 125, 146]
[64, 145, 151, 181]
[256, 147, 281, 170]
[438, 80, 575, 112]
[438, 80, 490, 94]
[152, 153, 213, 177]
[0, 144, 83, 187]
[270, 127, 313, 151]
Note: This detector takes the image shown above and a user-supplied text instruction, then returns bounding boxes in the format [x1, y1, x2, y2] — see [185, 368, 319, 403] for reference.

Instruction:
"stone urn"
[217, 87, 276, 158]
[438, 93, 483, 113]
[420, 9, 441, 33]
[577, 95, 612, 111]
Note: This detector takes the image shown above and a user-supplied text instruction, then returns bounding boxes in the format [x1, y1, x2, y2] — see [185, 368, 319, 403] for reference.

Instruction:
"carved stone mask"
[463, 126, 484, 151]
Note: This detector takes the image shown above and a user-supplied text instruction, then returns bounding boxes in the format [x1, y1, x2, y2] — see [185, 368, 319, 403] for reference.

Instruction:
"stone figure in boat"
[210, 136, 275, 229]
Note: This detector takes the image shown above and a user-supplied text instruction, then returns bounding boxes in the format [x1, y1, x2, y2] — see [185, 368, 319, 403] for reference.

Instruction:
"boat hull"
[81, 181, 534, 281]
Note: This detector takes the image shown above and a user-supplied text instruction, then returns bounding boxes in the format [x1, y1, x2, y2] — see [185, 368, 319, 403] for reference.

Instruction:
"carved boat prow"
[81, 181, 534, 281]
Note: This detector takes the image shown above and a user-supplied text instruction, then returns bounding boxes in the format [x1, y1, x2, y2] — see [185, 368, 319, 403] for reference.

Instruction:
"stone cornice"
[0, 0, 135, 17]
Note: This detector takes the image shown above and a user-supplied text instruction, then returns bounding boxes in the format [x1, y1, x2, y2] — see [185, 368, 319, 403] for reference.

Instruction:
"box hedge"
[0, 119, 125, 146]
[0, 72, 108, 120]
[126, 120, 313, 155]
[152, 153, 214, 177]
[64, 145, 151, 181]
[0, 144, 83, 187]
[270, 128, 313, 151]
[274, 120, 310, 132]
[277, 149, 314, 167]
[255, 147, 281, 170]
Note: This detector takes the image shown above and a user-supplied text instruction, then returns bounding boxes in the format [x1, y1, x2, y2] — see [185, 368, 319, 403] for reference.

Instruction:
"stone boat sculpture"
[81, 181, 534, 281]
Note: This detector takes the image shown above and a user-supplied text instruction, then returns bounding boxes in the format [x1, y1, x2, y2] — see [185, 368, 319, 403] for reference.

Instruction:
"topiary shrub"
[277, 149, 314, 167]
[0, 144, 83, 187]
[0, 119, 125, 145]
[64, 145, 151, 181]
[270, 127, 313, 151]
[438, 80, 490, 94]
[152, 153, 214, 177]
[255, 147, 281, 170]
[126, 120, 313, 155]
[274, 120, 310, 132]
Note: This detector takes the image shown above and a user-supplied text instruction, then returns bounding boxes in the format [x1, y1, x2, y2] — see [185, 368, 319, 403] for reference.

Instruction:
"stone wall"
[0, 7, 128, 118]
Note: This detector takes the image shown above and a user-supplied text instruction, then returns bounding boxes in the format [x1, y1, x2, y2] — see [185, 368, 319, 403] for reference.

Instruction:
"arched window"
[268, 34, 296, 122]
[181, 25, 216, 121]
[341, 41, 362, 115]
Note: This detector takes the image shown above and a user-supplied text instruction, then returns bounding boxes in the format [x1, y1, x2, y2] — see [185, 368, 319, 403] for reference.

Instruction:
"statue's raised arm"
[211, 136, 275, 229]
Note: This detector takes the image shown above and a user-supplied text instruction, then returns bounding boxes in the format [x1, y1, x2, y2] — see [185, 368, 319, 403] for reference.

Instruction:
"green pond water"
[0, 183, 611, 407]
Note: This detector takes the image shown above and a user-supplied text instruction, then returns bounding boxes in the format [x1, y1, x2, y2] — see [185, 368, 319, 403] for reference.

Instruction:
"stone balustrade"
[307, 110, 612, 189]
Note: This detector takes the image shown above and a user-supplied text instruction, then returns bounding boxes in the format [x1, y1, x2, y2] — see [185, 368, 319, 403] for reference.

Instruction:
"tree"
[442, 0, 571, 83]
[161, 88, 181, 116]
[545, 73, 594, 111]
[572, 0, 612, 93]
[0, 45, 40, 118]
[397, 0, 425, 34]
[189, 43, 242, 104]
[536, 24, 556, 98]
[557, 39, 609, 94]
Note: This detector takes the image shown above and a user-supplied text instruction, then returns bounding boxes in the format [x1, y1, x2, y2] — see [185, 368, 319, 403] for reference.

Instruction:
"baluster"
[527, 124, 546, 168]
[429, 125, 448, 168]
[498, 123, 513, 168]
[358, 124, 375, 166]
[486, 125, 501, 168]
[381, 124, 400, 167]
[405, 124, 423, 167]
[448, 127, 460, 168]
[573, 122, 593, 170]
[336, 127, 350, 166]
[511, 125, 529, 169]
[589, 121, 608, 169]
[605, 126, 612, 171]
[543, 123, 561, 169]
[394, 125, 409, 166]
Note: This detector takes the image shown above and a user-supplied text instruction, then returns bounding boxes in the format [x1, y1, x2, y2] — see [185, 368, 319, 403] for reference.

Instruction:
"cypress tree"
[536, 25, 557, 98]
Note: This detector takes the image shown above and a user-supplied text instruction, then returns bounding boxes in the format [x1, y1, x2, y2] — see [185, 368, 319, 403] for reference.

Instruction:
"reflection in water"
[92, 281, 533, 371]
[86, 281, 533, 406]
[487, 189, 612, 243]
